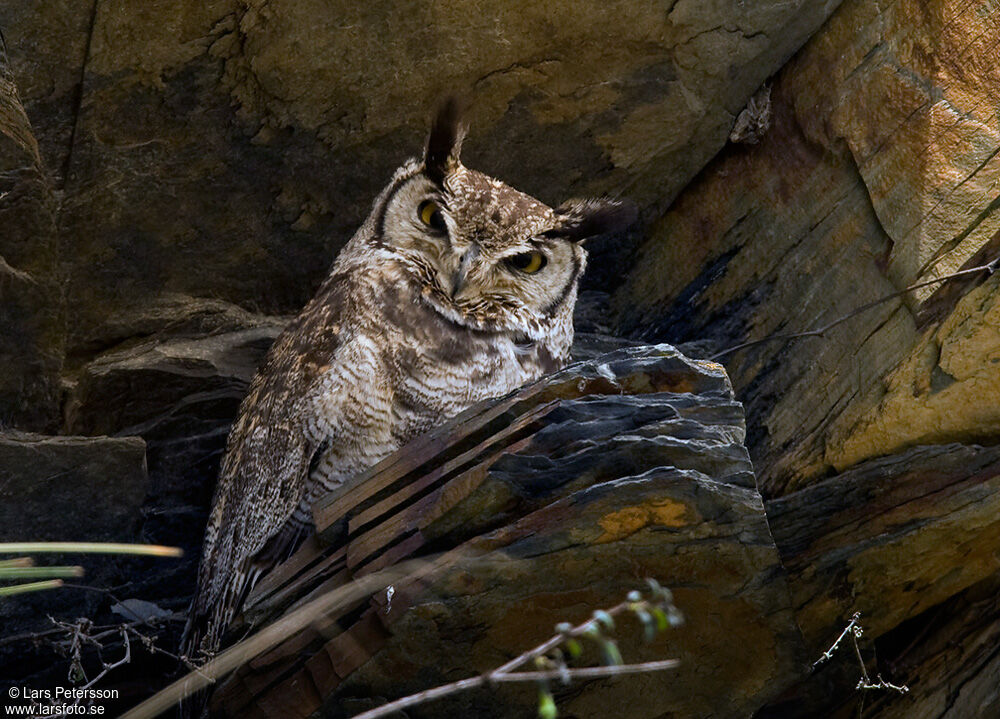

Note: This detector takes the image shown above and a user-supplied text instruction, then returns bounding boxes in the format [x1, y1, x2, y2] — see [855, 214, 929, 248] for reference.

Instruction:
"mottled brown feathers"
[546, 197, 639, 243]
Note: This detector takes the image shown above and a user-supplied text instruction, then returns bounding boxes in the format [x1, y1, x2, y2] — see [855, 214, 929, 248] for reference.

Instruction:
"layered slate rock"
[613, 0, 1000, 498]
[211, 345, 804, 719]
[4, 0, 843, 353]
[63, 307, 284, 582]
[756, 443, 1000, 718]
[767, 443, 1000, 649]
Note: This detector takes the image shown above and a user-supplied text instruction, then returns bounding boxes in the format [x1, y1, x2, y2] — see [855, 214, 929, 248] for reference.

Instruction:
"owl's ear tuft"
[545, 198, 638, 243]
[424, 96, 468, 185]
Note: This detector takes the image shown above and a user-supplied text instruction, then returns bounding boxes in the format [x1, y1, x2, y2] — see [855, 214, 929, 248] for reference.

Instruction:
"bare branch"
[492, 659, 681, 683]
[350, 587, 681, 719]
[812, 612, 909, 699]
[813, 611, 860, 668]
[492, 599, 629, 676]
[858, 674, 909, 694]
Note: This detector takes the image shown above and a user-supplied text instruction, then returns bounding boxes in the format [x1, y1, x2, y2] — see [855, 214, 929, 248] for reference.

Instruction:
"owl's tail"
[177, 564, 258, 718]
[177, 517, 309, 715]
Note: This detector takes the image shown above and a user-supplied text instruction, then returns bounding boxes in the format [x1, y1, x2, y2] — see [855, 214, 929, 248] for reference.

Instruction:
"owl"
[181, 98, 635, 660]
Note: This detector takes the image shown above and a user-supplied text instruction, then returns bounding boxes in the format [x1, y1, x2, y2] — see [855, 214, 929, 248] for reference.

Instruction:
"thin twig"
[858, 674, 909, 693]
[351, 594, 678, 719]
[813, 612, 909, 704]
[710, 257, 998, 360]
[851, 624, 870, 685]
[494, 660, 680, 682]
[813, 612, 860, 668]
[79, 628, 131, 693]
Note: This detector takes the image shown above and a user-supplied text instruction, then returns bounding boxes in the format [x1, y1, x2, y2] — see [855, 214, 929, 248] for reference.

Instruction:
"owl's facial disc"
[370, 106, 636, 337]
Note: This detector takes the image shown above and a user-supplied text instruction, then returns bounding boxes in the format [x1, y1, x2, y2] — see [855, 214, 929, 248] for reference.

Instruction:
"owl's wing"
[182, 276, 353, 658]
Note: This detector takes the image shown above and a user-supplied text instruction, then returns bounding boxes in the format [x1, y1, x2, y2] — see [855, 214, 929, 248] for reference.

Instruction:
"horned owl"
[182, 98, 635, 659]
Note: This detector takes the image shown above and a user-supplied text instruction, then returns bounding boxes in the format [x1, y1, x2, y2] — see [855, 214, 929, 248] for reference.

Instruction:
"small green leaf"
[581, 621, 600, 638]
[645, 578, 674, 605]
[565, 639, 582, 658]
[598, 638, 623, 666]
[635, 609, 655, 642]
[538, 689, 558, 719]
[651, 607, 670, 632]
[592, 610, 615, 631]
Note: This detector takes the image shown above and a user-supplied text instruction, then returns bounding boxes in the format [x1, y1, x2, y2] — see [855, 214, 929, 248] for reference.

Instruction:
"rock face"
[0, 49, 62, 430]
[0, 433, 150, 681]
[609, 0, 1000, 714]
[213, 346, 804, 719]
[614, 0, 1000, 498]
[63, 309, 285, 592]
[1, 1, 998, 718]
[3, 0, 844, 354]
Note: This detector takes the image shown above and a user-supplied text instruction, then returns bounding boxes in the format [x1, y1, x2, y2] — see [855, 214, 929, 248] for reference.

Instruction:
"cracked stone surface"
[613, 0, 1000, 497]
[3, 2, 998, 718]
[3, 0, 841, 354]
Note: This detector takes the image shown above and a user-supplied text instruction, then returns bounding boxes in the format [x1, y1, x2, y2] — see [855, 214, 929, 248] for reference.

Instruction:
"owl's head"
[361, 98, 636, 341]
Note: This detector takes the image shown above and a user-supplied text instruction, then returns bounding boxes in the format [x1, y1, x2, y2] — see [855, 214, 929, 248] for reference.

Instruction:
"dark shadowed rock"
[0, 432, 149, 677]
[63, 311, 285, 602]
[0, 432, 148, 543]
[0, 46, 62, 430]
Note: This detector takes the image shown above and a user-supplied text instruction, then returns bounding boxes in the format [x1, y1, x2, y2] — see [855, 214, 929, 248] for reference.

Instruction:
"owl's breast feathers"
[183, 260, 565, 657]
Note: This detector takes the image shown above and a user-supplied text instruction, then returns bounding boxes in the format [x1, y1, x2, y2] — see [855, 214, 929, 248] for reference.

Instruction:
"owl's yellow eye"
[507, 251, 547, 274]
[418, 200, 447, 232]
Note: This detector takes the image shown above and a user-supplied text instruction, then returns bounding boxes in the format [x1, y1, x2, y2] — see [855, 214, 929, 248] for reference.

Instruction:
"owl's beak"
[450, 244, 479, 298]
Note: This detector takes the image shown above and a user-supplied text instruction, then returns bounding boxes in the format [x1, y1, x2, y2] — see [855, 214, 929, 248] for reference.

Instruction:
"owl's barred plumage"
[181, 98, 636, 665]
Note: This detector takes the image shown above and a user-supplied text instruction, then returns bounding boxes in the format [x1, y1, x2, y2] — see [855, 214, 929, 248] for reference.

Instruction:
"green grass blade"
[0, 542, 183, 557]
[0, 565, 84, 580]
[0, 558, 33, 569]
[0, 579, 64, 597]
